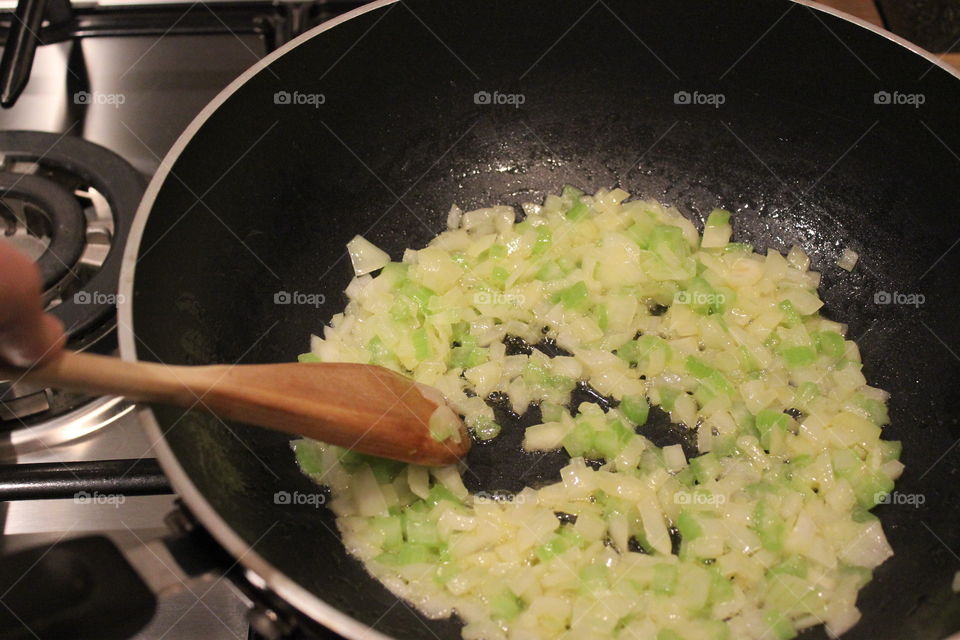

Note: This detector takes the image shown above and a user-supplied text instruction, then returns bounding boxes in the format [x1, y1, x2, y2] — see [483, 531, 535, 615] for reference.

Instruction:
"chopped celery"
[371, 515, 404, 550]
[753, 501, 786, 551]
[813, 330, 845, 359]
[297, 352, 320, 363]
[566, 199, 589, 220]
[755, 409, 790, 451]
[781, 345, 816, 368]
[425, 484, 461, 508]
[677, 510, 702, 540]
[292, 439, 326, 474]
[490, 588, 524, 621]
[690, 452, 720, 484]
[620, 395, 650, 426]
[553, 280, 589, 308]
[763, 610, 797, 640]
[412, 327, 431, 360]
[469, 416, 501, 441]
[706, 209, 731, 226]
[778, 300, 801, 327]
[533, 225, 552, 256]
[490, 266, 509, 288]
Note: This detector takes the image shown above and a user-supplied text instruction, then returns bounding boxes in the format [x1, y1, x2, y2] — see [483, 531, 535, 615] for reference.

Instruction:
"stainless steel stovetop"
[0, 7, 357, 637]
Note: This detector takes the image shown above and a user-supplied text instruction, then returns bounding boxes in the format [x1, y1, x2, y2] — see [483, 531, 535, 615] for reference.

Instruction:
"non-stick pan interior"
[129, 1, 960, 637]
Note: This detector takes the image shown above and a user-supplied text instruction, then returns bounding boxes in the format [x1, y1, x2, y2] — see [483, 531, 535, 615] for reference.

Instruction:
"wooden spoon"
[0, 350, 470, 466]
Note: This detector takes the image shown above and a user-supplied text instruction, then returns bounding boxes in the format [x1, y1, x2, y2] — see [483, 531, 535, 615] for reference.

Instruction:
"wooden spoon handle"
[0, 351, 199, 404]
[0, 351, 470, 466]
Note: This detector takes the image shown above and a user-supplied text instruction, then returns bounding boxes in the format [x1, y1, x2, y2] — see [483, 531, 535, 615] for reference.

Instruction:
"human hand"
[0, 240, 65, 367]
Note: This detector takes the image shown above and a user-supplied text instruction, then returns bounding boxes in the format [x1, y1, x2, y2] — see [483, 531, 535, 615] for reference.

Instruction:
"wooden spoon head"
[210, 362, 471, 466]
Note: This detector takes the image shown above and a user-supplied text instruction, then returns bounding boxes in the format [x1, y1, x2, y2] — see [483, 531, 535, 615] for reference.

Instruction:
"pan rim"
[116, 1, 960, 638]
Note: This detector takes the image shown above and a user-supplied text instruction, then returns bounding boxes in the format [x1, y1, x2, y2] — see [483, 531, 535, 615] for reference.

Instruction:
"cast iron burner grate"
[0, 131, 144, 432]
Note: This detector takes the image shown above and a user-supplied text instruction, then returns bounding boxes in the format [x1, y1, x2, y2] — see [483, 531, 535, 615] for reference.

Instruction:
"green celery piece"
[425, 484, 461, 508]
[781, 345, 816, 368]
[620, 395, 650, 426]
[650, 225, 690, 259]
[366, 336, 397, 366]
[755, 409, 790, 451]
[753, 501, 786, 551]
[594, 303, 609, 331]
[813, 330, 845, 359]
[562, 422, 595, 457]
[769, 555, 808, 579]
[490, 588, 524, 621]
[487, 244, 507, 259]
[533, 226, 552, 256]
[292, 439, 326, 474]
[553, 280, 589, 309]
[778, 300, 801, 327]
[377, 543, 437, 566]
[297, 352, 320, 363]
[657, 631, 684, 640]
[566, 198, 589, 220]
[578, 564, 609, 593]
[857, 395, 891, 426]
[706, 209, 731, 226]
[689, 452, 720, 484]
[370, 515, 404, 550]
[490, 266, 509, 288]
[792, 382, 820, 411]
[403, 514, 440, 546]
[659, 387, 681, 411]
[677, 510, 702, 540]
[470, 416, 501, 441]
[398, 280, 435, 311]
[561, 184, 584, 200]
[433, 561, 459, 585]
[412, 327, 431, 360]
[535, 260, 565, 281]
[708, 568, 735, 604]
[764, 610, 798, 640]
[617, 335, 670, 367]
[593, 430, 622, 459]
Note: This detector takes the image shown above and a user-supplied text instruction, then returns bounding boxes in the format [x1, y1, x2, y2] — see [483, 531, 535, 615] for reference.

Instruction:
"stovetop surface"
[0, 24, 297, 640]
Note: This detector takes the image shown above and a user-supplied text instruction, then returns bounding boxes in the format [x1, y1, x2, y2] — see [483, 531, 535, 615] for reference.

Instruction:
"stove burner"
[0, 171, 87, 296]
[0, 131, 144, 442]
[0, 132, 145, 339]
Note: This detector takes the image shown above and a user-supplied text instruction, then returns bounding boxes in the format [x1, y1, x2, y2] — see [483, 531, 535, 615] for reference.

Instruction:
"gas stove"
[0, 2, 362, 637]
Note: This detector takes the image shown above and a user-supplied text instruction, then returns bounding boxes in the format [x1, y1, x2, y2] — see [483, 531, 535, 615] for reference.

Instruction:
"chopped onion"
[294, 187, 898, 640]
[346, 234, 390, 276]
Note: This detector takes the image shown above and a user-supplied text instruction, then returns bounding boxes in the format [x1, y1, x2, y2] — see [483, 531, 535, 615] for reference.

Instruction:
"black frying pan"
[118, 0, 960, 637]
